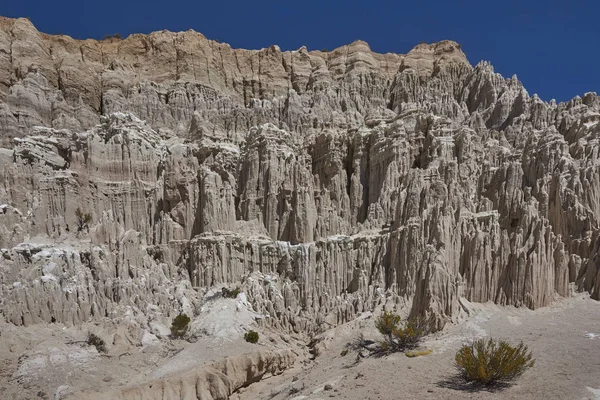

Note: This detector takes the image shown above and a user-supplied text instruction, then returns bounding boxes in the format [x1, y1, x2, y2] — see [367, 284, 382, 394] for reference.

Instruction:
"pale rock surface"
[65, 349, 296, 400]
[0, 16, 600, 345]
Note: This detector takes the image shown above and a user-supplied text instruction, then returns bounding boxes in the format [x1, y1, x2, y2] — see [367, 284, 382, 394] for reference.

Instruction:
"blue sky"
[2, 0, 598, 102]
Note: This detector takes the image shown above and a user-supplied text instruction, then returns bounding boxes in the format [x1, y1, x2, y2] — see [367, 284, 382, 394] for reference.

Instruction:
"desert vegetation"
[75, 207, 92, 233]
[221, 287, 240, 298]
[454, 338, 535, 387]
[374, 311, 431, 354]
[86, 332, 106, 353]
[244, 330, 259, 343]
[170, 313, 191, 339]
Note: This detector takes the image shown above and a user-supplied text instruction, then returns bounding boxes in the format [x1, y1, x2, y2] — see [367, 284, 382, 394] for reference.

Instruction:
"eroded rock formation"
[1, 16, 599, 334]
[65, 350, 296, 400]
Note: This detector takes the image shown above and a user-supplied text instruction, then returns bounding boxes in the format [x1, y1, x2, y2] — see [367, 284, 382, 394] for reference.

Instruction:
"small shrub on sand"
[244, 330, 259, 343]
[375, 310, 400, 339]
[87, 332, 106, 353]
[170, 313, 191, 339]
[375, 311, 430, 353]
[455, 338, 534, 386]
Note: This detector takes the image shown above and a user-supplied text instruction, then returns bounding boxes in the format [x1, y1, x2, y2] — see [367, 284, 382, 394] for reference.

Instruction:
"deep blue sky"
[2, 0, 598, 102]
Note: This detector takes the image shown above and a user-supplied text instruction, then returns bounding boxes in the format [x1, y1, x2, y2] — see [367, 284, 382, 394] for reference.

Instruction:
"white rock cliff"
[0, 16, 599, 337]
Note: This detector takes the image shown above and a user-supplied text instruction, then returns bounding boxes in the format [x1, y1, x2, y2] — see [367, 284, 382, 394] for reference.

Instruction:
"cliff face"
[1, 16, 599, 332]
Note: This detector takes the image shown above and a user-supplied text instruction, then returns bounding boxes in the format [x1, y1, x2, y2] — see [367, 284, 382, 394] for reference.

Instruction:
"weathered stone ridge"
[65, 350, 296, 400]
[0, 17, 469, 143]
[0, 17, 599, 333]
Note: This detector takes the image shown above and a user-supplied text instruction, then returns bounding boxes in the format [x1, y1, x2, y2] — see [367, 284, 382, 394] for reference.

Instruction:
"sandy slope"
[236, 295, 600, 400]
[1, 294, 599, 400]
[0, 292, 307, 400]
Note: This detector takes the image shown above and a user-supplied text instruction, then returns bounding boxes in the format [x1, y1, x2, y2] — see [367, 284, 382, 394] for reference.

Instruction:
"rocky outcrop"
[65, 349, 296, 400]
[1, 17, 600, 334]
[0, 17, 468, 144]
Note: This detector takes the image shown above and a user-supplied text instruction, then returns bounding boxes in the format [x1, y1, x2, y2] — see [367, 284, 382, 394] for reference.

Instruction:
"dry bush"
[375, 310, 400, 339]
[75, 207, 92, 232]
[170, 313, 191, 339]
[221, 287, 240, 298]
[455, 338, 535, 386]
[375, 311, 431, 353]
[86, 332, 106, 353]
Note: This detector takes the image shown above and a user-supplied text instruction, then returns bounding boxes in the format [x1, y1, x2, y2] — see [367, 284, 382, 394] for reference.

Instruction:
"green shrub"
[87, 332, 106, 353]
[244, 330, 259, 343]
[393, 317, 430, 349]
[170, 313, 191, 339]
[375, 311, 401, 339]
[455, 338, 535, 386]
[374, 311, 430, 353]
[75, 207, 93, 232]
[222, 287, 240, 298]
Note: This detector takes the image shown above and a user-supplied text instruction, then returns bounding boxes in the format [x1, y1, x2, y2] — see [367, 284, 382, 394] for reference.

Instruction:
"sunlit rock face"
[1, 16, 599, 332]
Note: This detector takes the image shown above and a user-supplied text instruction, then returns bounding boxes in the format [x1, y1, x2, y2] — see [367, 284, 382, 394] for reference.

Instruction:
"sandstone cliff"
[0, 17, 599, 334]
